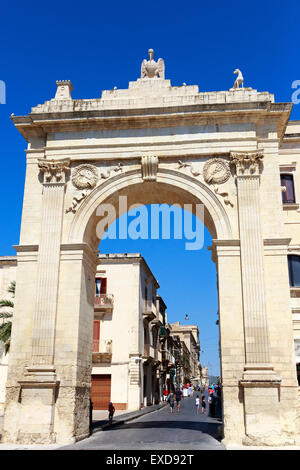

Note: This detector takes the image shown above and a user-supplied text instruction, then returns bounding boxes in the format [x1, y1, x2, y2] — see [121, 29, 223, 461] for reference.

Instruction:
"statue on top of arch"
[141, 49, 165, 79]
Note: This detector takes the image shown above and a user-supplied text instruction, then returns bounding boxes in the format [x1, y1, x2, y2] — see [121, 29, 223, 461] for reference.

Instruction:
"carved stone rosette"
[38, 158, 70, 184]
[203, 158, 233, 207]
[141, 154, 158, 181]
[71, 164, 98, 189]
[203, 158, 230, 184]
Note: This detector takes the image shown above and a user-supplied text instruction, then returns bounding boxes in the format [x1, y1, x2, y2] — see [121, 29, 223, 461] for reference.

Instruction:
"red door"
[91, 375, 111, 410]
[93, 320, 100, 352]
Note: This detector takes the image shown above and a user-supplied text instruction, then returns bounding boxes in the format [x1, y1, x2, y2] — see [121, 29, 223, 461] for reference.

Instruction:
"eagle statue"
[141, 49, 165, 79]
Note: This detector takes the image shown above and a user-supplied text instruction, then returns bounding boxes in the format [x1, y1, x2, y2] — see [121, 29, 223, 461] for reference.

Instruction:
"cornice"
[11, 101, 292, 142]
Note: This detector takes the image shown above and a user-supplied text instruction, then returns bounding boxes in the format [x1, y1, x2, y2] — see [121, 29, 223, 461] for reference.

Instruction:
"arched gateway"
[2, 50, 299, 446]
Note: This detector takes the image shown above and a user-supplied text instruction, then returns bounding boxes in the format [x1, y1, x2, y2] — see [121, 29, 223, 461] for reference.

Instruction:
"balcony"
[162, 350, 175, 367]
[142, 299, 157, 322]
[94, 294, 114, 312]
[143, 344, 155, 362]
[92, 339, 112, 364]
[154, 347, 162, 363]
[151, 317, 163, 328]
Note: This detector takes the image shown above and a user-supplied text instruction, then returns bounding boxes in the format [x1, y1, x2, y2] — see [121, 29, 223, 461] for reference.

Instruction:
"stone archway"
[2, 63, 299, 446]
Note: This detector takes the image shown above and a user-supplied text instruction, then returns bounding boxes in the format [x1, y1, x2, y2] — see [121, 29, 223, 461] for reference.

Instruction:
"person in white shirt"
[195, 395, 200, 415]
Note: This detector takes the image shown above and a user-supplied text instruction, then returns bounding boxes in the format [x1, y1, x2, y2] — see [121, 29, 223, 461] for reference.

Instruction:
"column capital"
[230, 150, 263, 176]
[38, 158, 70, 184]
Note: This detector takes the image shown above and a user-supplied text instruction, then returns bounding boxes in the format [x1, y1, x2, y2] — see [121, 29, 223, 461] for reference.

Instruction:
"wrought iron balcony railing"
[94, 294, 114, 310]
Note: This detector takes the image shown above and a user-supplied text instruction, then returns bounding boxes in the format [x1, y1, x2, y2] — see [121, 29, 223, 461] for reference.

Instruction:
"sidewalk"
[91, 402, 167, 432]
[0, 402, 167, 450]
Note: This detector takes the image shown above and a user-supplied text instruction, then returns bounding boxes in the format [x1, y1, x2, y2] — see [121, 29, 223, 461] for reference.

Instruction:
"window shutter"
[100, 278, 107, 294]
[93, 320, 100, 352]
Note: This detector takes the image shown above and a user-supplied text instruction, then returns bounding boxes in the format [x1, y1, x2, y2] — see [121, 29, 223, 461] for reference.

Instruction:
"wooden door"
[91, 375, 111, 410]
[93, 320, 100, 352]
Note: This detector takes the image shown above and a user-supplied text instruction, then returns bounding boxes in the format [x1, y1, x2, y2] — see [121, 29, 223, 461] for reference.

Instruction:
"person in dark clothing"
[201, 394, 206, 415]
[208, 394, 216, 417]
[167, 391, 175, 413]
[108, 402, 115, 424]
[89, 398, 93, 433]
[175, 388, 183, 412]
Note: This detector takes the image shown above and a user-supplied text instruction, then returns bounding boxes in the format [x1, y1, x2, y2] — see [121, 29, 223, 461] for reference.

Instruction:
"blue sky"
[0, 0, 299, 375]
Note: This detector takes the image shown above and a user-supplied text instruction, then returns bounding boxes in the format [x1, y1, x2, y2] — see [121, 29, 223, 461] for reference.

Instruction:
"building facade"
[1, 49, 300, 446]
[0, 257, 17, 412]
[169, 322, 201, 385]
[0, 253, 166, 413]
[279, 122, 300, 389]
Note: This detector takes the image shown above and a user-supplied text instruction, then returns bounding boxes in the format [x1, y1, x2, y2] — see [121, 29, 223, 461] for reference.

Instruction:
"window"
[281, 174, 296, 204]
[288, 255, 300, 287]
[95, 277, 107, 297]
[152, 328, 157, 348]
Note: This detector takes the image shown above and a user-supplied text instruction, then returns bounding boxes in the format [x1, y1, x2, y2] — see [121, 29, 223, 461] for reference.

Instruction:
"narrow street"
[61, 393, 225, 450]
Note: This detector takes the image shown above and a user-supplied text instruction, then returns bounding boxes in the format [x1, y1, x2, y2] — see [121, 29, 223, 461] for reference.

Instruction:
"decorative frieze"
[66, 163, 123, 214]
[177, 160, 201, 177]
[66, 191, 88, 214]
[100, 162, 123, 179]
[177, 157, 233, 206]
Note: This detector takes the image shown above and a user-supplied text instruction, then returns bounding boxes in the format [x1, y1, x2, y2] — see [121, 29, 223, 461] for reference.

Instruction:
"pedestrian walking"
[208, 394, 216, 418]
[195, 395, 200, 415]
[175, 387, 183, 412]
[201, 394, 206, 415]
[163, 388, 169, 401]
[108, 402, 115, 424]
[89, 398, 93, 433]
[167, 391, 175, 413]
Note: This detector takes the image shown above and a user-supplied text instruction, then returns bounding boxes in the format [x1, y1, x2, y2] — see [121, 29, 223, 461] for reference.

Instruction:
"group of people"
[164, 387, 184, 413]
[164, 383, 221, 418]
[105, 383, 221, 424]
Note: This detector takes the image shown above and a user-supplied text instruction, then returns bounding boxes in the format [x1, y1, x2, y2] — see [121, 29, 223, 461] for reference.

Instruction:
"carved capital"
[38, 158, 70, 184]
[230, 151, 263, 176]
[141, 154, 158, 181]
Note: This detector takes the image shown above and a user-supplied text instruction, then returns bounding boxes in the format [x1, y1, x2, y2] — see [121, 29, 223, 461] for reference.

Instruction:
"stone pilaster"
[30, 159, 70, 368]
[9, 159, 70, 445]
[231, 151, 282, 445]
[231, 151, 271, 365]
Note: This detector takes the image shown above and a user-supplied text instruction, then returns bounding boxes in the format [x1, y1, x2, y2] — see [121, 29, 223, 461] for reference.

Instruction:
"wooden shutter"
[91, 375, 111, 410]
[93, 320, 100, 352]
[100, 277, 107, 294]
